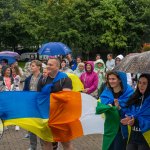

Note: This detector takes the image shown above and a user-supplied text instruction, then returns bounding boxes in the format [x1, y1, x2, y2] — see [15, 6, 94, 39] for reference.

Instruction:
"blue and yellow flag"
[0, 72, 85, 142]
[126, 95, 150, 146]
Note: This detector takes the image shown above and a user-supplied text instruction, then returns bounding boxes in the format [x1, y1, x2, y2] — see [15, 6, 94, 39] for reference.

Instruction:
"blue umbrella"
[38, 42, 72, 56]
[0, 56, 16, 65]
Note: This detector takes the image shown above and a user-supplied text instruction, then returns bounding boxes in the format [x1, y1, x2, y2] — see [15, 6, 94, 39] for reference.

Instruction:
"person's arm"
[62, 88, 71, 91]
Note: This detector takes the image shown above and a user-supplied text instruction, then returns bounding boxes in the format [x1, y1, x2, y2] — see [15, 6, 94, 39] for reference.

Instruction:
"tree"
[0, 0, 149, 56]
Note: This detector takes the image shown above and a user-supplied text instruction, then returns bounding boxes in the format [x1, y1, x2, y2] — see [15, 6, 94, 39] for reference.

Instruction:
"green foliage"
[0, 0, 150, 54]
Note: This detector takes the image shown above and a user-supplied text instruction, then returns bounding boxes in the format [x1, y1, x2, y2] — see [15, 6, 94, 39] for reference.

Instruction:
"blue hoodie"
[100, 71, 134, 138]
[100, 71, 133, 109]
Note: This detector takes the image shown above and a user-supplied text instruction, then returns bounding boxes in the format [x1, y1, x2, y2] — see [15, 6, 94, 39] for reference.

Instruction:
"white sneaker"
[15, 126, 20, 131]
[24, 133, 30, 138]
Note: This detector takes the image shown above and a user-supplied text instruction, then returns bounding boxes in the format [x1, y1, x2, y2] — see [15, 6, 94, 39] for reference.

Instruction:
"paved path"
[0, 126, 102, 150]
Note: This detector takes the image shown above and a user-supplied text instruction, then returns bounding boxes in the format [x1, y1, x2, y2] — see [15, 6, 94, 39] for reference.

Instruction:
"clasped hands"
[121, 115, 135, 126]
[109, 99, 135, 126]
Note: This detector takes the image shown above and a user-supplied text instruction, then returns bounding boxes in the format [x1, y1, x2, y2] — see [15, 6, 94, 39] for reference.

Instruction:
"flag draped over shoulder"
[100, 71, 133, 109]
[0, 90, 104, 142]
[100, 85, 133, 108]
[125, 96, 150, 146]
[99, 71, 134, 149]
[96, 101, 120, 150]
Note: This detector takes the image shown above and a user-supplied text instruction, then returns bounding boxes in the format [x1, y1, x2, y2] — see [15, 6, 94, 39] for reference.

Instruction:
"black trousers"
[127, 130, 150, 150]
[126, 143, 150, 150]
[108, 130, 127, 150]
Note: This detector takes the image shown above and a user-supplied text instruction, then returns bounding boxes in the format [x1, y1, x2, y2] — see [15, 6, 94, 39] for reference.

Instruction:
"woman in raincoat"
[94, 59, 106, 94]
[80, 61, 98, 98]
[121, 74, 150, 150]
[73, 62, 85, 78]
[100, 71, 134, 150]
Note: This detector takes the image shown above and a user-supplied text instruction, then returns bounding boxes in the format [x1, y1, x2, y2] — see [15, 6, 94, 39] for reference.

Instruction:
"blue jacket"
[70, 59, 77, 71]
[23, 75, 42, 91]
[100, 71, 133, 109]
[126, 95, 150, 133]
[100, 71, 134, 138]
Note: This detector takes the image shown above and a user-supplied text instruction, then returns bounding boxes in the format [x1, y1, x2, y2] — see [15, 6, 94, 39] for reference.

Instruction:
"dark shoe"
[52, 142, 58, 150]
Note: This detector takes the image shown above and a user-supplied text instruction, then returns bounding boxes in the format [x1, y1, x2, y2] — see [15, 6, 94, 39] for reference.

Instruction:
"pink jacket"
[80, 61, 98, 94]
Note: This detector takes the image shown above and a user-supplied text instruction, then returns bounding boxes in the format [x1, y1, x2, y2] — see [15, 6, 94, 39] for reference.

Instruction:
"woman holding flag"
[100, 71, 134, 150]
[121, 74, 150, 150]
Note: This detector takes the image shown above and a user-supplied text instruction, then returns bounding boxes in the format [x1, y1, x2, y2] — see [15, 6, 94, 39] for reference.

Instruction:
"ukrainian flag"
[0, 73, 104, 142]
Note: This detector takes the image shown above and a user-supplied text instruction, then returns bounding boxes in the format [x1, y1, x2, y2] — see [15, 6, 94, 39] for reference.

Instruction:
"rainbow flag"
[0, 91, 104, 142]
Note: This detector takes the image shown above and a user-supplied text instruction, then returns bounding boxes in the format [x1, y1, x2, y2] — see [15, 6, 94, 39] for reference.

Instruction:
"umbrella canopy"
[0, 56, 16, 65]
[113, 51, 150, 73]
[38, 42, 72, 56]
[67, 73, 84, 92]
[0, 51, 20, 59]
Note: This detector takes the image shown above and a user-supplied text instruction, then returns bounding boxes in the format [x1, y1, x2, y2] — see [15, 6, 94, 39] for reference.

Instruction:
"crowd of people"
[0, 53, 149, 150]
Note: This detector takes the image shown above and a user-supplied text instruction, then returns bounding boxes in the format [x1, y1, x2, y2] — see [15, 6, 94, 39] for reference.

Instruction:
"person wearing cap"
[115, 55, 132, 86]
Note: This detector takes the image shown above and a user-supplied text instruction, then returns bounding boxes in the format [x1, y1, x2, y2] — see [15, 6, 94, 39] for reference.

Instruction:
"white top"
[106, 59, 115, 71]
